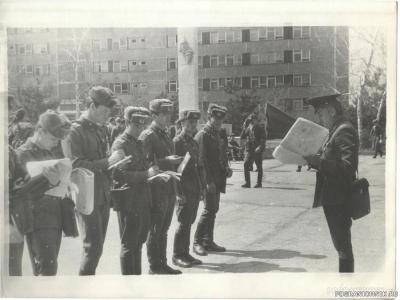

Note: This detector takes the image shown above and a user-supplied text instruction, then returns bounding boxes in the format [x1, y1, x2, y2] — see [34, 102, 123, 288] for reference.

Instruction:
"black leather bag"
[350, 177, 370, 220]
[60, 197, 79, 238]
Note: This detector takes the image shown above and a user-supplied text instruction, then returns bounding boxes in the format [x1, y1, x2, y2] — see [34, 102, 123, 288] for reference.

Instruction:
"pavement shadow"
[207, 249, 326, 260]
[192, 261, 306, 273]
[258, 187, 306, 191]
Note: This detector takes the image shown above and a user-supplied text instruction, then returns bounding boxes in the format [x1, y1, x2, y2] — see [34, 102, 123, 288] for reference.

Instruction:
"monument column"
[177, 27, 198, 110]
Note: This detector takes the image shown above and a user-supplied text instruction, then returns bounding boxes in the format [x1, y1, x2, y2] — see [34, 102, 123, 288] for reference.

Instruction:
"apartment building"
[7, 26, 349, 121]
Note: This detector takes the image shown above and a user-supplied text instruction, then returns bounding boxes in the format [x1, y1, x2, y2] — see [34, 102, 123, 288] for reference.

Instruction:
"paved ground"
[19, 155, 386, 275]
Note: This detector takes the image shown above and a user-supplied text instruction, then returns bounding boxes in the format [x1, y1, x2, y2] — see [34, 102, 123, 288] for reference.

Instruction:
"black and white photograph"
[0, 1, 397, 298]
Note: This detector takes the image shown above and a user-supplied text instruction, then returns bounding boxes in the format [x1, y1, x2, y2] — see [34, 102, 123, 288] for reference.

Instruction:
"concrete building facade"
[7, 26, 349, 121]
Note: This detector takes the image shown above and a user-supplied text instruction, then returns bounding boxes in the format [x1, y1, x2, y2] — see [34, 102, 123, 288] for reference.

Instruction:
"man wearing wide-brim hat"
[111, 106, 159, 275]
[172, 109, 205, 268]
[139, 98, 184, 275]
[62, 86, 123, 275]
[193, 103, 233, 255]
[15, 109, 72, 276]
[303, 93, 359, 273]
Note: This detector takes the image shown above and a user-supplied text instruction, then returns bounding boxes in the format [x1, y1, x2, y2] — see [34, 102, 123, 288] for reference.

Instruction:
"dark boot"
[120, 256, 134, 275]
[79, 269, 95, 276]
[257, 170, 263, 186]
[253, 183, 262, 188]
[161, 259, 182, 274]
[339, 258, 354, 273]
[172, 232, 191, 268]
[204, 219, 226, 252]
[193, 217, 208, 256]
[241, 183, 250, 188]
[149, 263, 169, 275]
[133, 249, 142, 275]
[172, 256, 192, 268]
[184, 252, 202, 265]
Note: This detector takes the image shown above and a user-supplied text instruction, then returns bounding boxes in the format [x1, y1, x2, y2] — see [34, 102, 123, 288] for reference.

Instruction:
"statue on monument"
[179, 37, 194, 64]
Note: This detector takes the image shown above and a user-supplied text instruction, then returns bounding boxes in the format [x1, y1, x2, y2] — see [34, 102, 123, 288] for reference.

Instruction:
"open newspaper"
[26, 158, 95, 215]
[272, 118, 329, 166]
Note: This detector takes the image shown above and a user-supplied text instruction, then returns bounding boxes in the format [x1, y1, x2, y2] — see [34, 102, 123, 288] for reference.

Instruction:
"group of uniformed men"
[8, 86, 233, 276]
[8, 87, 360, 276]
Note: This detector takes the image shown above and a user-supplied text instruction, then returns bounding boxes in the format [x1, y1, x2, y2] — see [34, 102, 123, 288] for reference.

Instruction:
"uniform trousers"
[118, 202, 150, 275]
[174, 180, 201, 256]
[9, 217, 24, 276]
[244, 151, 263, 184]
[195, 185, 221, 245]
[26, 228, 62, 276]
[146, 191, 176, 267]
[323, 201, 354, 260]
[76, 203, 110, 275]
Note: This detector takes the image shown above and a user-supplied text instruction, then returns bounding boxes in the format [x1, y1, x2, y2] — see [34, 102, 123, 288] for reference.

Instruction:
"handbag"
[350, 176, 370, 220]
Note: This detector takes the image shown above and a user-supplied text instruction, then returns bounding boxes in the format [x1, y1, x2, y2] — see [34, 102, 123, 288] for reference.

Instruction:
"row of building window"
[92, 36, 178, 51]
[90, 27, 310, 51]
[198, 49, 310, 68]
[199, 74, 311, 90]
[91, 49, 310, 74]
[8, 43, 50, 55]
[16, 64, 50, 76]
[11, 28, 50, 34]
[199, 27, 311, 44]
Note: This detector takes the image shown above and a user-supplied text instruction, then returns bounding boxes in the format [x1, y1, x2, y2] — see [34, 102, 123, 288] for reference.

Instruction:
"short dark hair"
[328, 100, 343, 116]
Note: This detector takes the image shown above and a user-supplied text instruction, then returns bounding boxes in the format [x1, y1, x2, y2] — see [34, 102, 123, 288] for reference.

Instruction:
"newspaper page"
[26, 158, 72, 198]
[273, 118, 329, 165]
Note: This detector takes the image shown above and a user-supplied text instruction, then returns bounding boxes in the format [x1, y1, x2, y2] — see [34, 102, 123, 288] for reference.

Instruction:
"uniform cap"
[124, 106, 151, 125]
[149, 99, 173, 114]
[207, 103, 227, 119]
[89, 86, 117, 108]
[38, 109, 71, 140]
[115, 117, 122, 123]
[108, 117, 115, 122]
[178, 109, 201, 122]
[306, 94, 341, 115]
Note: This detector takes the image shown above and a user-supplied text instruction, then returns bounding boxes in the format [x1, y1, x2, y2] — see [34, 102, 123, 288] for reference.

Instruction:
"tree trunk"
[376, 91, 386, 121]
[357, 91, 363, 149]
[75, 62, 80, 120]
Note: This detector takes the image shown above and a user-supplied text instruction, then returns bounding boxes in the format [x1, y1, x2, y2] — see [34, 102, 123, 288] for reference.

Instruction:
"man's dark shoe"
[149, 264, 169, 275]
[193, 244, 208, 256]
[172, 256, 192, 268]
[254, 183, 262, 188]
[373, 156, 377, 159]
[184, 253, 202, 265]
[204, 242, 226, 252]
[241, 183, 250, 188]
[162, 262, 182, 274]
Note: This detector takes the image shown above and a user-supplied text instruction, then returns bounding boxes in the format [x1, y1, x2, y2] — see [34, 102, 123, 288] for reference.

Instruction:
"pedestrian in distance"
[370, 119, 384, 158]
[303, 93, 359, 273]
[241, 114, 267, 188]
[62, 86, 123, 275]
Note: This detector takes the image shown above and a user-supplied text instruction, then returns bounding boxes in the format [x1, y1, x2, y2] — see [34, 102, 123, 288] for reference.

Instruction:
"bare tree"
[57, 28, 92, 119]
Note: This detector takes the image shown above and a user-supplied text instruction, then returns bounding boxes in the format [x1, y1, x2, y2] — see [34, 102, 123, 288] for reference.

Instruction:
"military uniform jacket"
[111, 132, 151, 210]
[195, 124, 228, 193]
[240, 124, 267, 153]
[62, 116, 111, 206]
[139, 123, 176, 194]
[313, 117, 359, 208]
[16, 139, 61, 229]
[173, 132, 205, 196]
[9, 145, 27, 191]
